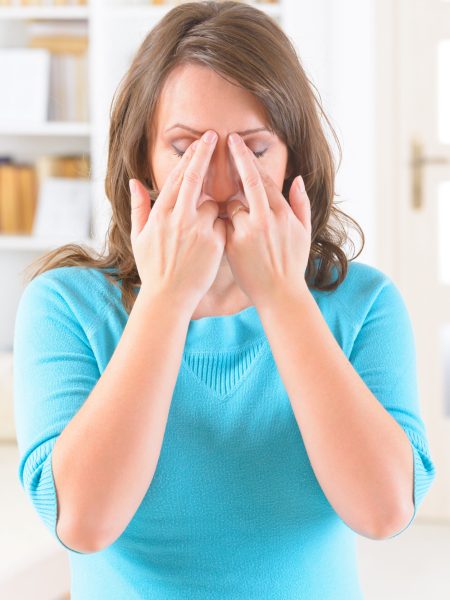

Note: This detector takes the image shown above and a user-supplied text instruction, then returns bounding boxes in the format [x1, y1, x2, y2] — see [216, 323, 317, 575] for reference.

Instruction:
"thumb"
[289, 176, 311, 234]
[129, 178, 151, 241]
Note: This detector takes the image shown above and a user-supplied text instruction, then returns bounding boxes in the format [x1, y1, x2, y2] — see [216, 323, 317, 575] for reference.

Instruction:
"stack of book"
[27, 18, 89, 122]
[0, 154, 90, 235]
[0, 17, 89, 123]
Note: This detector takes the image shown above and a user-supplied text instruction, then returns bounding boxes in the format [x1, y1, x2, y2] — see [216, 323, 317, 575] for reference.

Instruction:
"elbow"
[365, 501, 415, 541]
[57, 516, 112, 554]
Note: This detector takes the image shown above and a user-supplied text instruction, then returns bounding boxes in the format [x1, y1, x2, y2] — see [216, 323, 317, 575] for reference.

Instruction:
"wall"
[285, 0, 377, 266]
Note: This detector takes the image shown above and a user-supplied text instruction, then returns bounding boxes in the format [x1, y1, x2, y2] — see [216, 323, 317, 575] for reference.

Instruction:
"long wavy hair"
[24, 0, 364, 316]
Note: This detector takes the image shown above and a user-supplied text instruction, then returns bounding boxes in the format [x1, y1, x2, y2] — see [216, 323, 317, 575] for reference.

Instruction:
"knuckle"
[172, 217, 190, 236]
[195, 228, 209, 243]
[151, 209, 164, 226]
[243, 172, 260, 189]
[201, 222, 214, 238]
[255, 218, 270, 234]
[261, 173, 272, 187]
[183, 168, 202, 186]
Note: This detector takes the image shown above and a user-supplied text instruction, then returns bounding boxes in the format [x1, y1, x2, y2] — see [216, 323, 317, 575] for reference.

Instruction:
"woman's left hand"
[224, 132, 312, 307]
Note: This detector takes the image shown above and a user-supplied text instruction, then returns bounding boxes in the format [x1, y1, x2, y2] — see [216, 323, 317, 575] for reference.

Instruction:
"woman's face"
[149, 63, 292, 217]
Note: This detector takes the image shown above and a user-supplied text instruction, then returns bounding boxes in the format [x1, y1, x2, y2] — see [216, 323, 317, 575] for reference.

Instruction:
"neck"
[192, 254, 252, 318]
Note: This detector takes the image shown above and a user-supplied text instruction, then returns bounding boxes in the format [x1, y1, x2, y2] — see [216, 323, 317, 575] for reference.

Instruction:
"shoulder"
[327, 258, 397, 298]
[17, 266, 121, 338]
[21, 265, 119, 302]
[336, 260, 393, 303]
[313, 259, 409, 329]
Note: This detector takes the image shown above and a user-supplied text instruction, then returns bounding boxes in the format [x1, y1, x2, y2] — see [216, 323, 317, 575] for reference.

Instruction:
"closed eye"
[171, 146, 268, 159]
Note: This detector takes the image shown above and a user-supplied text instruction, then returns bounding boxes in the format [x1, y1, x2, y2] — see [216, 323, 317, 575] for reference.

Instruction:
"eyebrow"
[164, 123, 271, 136]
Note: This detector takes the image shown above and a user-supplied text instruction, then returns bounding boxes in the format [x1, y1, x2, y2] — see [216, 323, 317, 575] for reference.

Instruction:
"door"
[396, 0, 450, 521]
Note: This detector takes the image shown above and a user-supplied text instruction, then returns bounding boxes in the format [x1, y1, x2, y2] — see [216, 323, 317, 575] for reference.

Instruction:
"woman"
[14, 2, 436, 599]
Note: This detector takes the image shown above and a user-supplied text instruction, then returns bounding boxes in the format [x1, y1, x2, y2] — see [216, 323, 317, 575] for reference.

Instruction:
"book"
[17, 165, 38, 233]
[0, 164, 21, 233]
[32, 176, 91, 240]
[28, 21, 89, 121]
[0, 162, 38, 234]
[0, 48, 50, 125]
[0, 155, 90, 235]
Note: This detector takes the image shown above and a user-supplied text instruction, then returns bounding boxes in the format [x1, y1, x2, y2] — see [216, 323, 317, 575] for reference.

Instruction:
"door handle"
[410, 137, 450, 210]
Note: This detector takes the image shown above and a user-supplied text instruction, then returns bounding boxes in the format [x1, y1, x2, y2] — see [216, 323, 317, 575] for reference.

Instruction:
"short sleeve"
[13, 272, 101, 555]
[347, 277, 436, 538]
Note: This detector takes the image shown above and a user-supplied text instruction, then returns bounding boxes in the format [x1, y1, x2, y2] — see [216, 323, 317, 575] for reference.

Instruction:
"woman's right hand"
[129, 130, 226, 312]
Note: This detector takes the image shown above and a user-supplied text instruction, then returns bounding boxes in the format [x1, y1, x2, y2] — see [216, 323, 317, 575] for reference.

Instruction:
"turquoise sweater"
[13, 260, 436, 600]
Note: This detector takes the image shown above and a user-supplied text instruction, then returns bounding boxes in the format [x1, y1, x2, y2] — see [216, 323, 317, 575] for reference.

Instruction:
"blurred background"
[0, 0, 449, 598]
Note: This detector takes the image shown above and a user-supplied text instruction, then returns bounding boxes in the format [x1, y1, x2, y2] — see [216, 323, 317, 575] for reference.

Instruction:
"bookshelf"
[0, 8, 91, 254]
[0, 0, 324, 356]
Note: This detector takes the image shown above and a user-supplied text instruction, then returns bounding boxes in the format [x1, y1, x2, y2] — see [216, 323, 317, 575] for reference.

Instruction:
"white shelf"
[0, 6, 89, 20]
[0, 120, 91, 137]
[0, 233, 104, 252]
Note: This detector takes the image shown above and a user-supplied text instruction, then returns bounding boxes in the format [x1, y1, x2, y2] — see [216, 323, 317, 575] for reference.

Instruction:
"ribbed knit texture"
[13, 260, 436, 600]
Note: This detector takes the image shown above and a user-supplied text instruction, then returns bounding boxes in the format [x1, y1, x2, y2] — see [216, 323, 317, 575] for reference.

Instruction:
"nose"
[201, 138, 245, 210]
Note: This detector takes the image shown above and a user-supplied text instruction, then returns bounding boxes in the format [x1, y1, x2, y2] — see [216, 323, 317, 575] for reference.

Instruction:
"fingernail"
[203, 130, 218, 144]
[129, 179, 137, 195]
[297, 176, 305, 193]
[228, 132, 240, 146]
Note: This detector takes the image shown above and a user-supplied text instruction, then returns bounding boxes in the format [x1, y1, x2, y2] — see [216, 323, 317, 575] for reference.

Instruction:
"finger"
[151, 139, 199, 215]
[199, 197, 226, 246]
[213, 211, 227, 248]
[226, 199, 249, 228]
[227, 132, 270, 220]
[249, 149, 288, 214]
[197, 196, 220, 224]
[129, 178, 151, 242]
[289, 175, 312, 235]
[173, 130, 218, 220]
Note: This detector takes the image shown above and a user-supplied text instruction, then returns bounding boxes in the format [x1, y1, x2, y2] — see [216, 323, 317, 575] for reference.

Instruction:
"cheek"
[256, 145, 288, 188]
[263, 160, 286, 190]
[150, 150, 174, 192]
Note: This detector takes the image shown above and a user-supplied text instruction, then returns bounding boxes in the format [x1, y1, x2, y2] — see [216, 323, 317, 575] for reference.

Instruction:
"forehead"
[154, 62, 269, 135]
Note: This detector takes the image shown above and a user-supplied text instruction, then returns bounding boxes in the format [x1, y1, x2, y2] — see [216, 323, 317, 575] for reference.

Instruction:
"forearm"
[53, 287, 192, 552]
[256, 283, 414, 540]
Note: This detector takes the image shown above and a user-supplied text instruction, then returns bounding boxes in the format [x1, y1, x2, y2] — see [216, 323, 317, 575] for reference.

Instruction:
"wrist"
[254, 280, 311, 316]
[136, 284, 197, 320]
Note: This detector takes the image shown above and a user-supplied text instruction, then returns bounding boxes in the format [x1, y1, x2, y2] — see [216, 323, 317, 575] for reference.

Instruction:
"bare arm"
[256, 283, 415, 540]
[53, 287, 192, 553]
[54, 131, 224, 553]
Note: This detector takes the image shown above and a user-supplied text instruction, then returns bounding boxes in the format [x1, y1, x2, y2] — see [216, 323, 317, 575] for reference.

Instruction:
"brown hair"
[24, 0, 364, 316]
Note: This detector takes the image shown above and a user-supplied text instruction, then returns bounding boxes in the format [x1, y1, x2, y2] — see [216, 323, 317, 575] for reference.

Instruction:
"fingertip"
[129, 179, 136, 196]
[296, 176, 306, 193]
